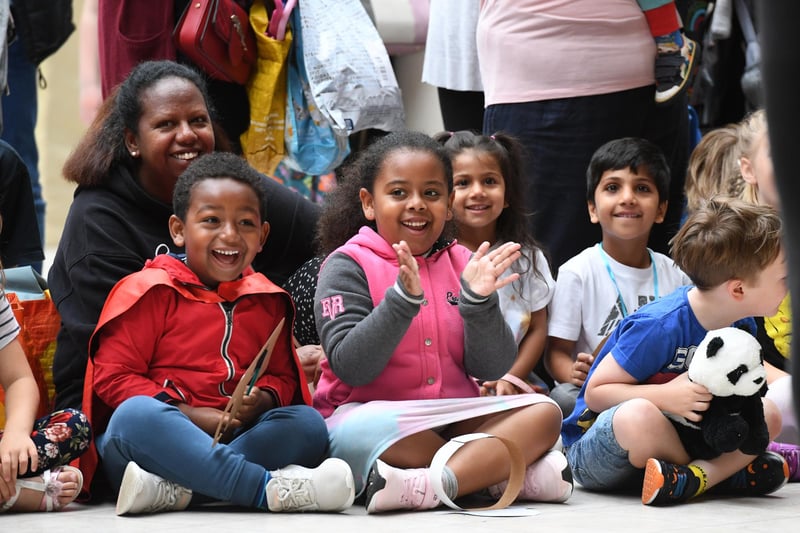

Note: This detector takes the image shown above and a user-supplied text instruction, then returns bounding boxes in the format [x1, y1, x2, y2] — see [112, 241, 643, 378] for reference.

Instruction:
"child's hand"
[462, 241, 522, 297]
[393, 241, 422, 296]
[235, 388, 276, 426]
[297, 344, 325, 386]
[0, 470, 13, 505]
[481, 378, 547, 396]
[481, 379, 520, 396]
[0, 431, 38, 500]
[178, 404, 242, 440]
[662, 373, 712, 422]
[571, 352, 595, 388]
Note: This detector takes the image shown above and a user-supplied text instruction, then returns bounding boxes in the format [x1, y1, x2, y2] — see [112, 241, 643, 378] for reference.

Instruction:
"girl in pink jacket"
[313, 131, 572, 513]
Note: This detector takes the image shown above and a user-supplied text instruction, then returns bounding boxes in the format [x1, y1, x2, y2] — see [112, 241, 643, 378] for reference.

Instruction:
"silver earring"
[130, 150, 138, 157]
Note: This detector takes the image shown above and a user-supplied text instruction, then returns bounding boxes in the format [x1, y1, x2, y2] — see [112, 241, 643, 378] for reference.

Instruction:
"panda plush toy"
[667, 327, 770, 460]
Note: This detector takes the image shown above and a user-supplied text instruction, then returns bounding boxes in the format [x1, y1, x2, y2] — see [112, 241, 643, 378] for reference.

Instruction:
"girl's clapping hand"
[393, 241, 423, 296]
[462, 241, 521, 297]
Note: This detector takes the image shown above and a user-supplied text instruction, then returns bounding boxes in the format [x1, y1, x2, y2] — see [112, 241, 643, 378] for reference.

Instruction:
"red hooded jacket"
[79, 254, 309, 498]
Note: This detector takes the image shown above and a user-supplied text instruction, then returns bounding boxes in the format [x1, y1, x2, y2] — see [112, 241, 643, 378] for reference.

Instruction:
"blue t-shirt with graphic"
[561, 285, 756, 447]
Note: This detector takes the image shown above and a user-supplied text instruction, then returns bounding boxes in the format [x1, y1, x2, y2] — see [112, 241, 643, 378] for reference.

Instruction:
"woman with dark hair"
[49, 60, 320, 412]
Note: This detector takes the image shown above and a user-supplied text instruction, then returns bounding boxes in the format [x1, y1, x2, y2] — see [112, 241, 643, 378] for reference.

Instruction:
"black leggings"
[437, 87, 485, 133]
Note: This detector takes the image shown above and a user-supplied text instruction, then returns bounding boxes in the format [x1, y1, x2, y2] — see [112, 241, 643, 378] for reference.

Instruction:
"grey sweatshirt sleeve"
[459, 280, 517, 380]
[315, 253, 420, 386]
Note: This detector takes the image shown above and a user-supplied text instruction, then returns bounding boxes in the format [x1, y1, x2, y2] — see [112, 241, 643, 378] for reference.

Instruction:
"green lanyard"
[597, 243, 659, 318]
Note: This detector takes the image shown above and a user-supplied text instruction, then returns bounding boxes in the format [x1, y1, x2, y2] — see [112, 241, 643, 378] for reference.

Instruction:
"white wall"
[391, 51, 444, 134]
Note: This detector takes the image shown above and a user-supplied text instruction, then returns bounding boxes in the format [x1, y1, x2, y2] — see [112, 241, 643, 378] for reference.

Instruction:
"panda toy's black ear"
[707, 336, 724, 357]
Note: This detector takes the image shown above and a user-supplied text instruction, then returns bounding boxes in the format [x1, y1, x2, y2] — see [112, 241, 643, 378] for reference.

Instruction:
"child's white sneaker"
[116, 461, 192, 515]
[266, 458, 355, 512]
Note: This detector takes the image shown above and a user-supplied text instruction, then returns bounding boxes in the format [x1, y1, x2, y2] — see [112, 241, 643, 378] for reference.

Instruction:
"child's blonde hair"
[736, 109, 768, 205]
[670, 196, 782, 290]
[683, 109, 768, 216]
[684, 125, 742, 215]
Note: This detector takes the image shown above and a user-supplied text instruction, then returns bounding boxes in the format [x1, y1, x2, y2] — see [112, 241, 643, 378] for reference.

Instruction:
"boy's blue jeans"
[96, 396, 329, 508]
[566, 403, 643, 492]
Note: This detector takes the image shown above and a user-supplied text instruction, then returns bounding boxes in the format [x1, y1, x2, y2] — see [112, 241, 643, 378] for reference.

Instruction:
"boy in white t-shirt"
[545, 137, 690, 416]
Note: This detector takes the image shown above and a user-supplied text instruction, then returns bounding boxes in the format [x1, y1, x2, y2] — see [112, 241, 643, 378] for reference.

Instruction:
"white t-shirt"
[497, 245, 555, 345]
[0, 294, 20, 351]
[422, 0, 483, 92]
[548, 244, 691, 359]
[477, 0, 655, 105]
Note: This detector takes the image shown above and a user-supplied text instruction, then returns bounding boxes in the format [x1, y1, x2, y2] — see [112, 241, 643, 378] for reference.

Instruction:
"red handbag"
[174, 0, 257, 84]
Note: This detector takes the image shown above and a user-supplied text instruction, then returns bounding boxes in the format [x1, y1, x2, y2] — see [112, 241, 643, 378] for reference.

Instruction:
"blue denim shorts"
[566, 403, 643, 491]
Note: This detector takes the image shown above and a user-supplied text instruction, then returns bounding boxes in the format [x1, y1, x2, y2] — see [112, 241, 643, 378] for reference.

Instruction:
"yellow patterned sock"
[688, 464, 708, 497]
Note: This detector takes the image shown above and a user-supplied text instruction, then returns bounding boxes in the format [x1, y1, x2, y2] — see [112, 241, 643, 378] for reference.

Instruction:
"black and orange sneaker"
[714, 451, 789, 496]
[642, 458, 702, 506]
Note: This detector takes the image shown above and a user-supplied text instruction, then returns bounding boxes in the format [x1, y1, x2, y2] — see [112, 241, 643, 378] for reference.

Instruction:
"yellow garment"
[240, 0, 292, 175]
[764, 293, 792, 359]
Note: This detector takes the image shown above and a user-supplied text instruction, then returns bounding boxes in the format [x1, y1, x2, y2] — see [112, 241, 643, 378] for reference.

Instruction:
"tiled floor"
[3, 483, 800, 532]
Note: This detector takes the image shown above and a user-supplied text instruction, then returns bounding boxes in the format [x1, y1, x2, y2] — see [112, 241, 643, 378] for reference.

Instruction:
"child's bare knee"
[613, 399, 664, 441]
[762, 397, 784, 440]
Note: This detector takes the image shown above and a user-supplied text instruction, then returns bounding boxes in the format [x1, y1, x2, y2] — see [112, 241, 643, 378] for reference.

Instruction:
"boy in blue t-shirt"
[562, 197, 790, 505]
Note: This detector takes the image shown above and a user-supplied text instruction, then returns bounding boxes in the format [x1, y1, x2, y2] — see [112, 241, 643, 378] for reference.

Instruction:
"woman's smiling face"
[124, 76, 215, 204]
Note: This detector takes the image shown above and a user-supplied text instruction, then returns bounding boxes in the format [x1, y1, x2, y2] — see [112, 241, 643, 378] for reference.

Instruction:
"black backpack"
[10, 0, 74, 65]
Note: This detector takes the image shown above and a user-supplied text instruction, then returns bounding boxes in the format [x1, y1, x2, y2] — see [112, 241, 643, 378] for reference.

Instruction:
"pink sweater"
[313, 228, 485, 417]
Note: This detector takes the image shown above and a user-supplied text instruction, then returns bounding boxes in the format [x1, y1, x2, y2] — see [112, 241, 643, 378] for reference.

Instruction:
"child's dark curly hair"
[433, 130, 549, 286]
[316, 131, 454, 255]
[173, 152, 269, 222]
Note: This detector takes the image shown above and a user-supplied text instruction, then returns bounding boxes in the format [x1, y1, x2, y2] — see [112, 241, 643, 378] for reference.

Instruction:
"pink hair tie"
[490, 134, 496, 140]
[500, 373, 534, 394]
